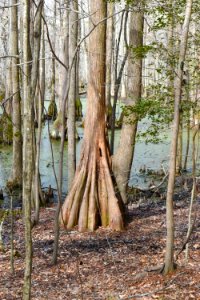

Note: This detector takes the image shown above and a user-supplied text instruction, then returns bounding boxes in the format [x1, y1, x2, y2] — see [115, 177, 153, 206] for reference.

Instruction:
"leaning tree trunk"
[163, 0, 193, 275]
[61, 0, 124, 232]
[10, 0, 22, 187]
[113, 4, 144, 204]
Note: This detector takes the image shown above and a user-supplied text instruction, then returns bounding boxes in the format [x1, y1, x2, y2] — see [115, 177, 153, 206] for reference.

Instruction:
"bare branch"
[0, 55, 19, 59]
[0, 3, 20, 9]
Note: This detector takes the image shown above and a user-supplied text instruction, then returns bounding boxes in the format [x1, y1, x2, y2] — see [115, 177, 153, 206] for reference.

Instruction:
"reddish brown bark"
[60, 0, 124, 232]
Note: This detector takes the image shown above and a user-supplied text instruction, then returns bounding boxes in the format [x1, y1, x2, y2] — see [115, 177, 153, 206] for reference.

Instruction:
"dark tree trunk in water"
[61, 0, 124, 232]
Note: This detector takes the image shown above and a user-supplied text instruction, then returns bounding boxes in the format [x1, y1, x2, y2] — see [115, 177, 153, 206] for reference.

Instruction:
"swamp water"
[0, 98, 195, 197]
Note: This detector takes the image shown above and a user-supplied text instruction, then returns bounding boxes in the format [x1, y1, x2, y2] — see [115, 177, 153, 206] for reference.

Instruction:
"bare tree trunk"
[185, 127, 198, 261]
[22, 0, 43, 297]
[183, 72, 190, 171]
[34, 15, 45, 224]
[67, 0, 78, 190]
[52, 0, 69, 265]
[163, 0, 193, 275]
[61, 0, 124, 232]
[51, 0, 69, 139]
[48, 0, 57, 120]
[166, 0, 174, 105]
[10, 0, 22, 187]
[106, 2, 114, 125]
[22, 0, 33, 298]
[75, 17, 82, 121]
[5, 59, 13, 116]
[10, 194, 14, 274]
[113, 4, 144, 204]
[183, 119, 190, 170]
[176, 112, 183, 174]
[110, 9, 128, 154]
[40, 20, 45, 117]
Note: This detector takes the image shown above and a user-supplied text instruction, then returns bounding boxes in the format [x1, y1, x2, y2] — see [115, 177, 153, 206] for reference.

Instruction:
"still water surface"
[0, 98, 193, 193]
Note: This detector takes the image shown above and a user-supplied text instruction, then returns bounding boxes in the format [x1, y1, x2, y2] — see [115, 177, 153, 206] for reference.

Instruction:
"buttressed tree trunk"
[113, 4, 144, 204]
[61, 0, 124, 232]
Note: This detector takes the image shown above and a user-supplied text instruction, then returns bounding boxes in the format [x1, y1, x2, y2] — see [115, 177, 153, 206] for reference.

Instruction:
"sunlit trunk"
[61, 0, 124, 232]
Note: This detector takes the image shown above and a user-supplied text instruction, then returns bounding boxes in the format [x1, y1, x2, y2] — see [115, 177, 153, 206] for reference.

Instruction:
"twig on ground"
[124, 271, 185, 299]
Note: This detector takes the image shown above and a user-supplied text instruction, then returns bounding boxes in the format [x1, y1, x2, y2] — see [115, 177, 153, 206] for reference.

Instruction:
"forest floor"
[0, 176, 200, 300]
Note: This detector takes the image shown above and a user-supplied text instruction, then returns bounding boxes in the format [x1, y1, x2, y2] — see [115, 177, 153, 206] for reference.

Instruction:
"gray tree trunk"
[113, 5, 144, 204]
[22, 0, 43, 296]
[51, 0, 69, 139]
[49, 0, 56, 117]
[10, 0, 22, 186]
[34, 8, 44, 224]
[106, 3, 114, 116]
[22, 0, 33, 298]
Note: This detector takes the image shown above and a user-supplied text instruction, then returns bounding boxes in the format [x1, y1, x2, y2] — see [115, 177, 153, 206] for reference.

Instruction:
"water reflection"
[0, 98, 193, 193]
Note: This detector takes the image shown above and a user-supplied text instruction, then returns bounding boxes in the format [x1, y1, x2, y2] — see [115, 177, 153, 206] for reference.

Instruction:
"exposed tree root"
[60, 138, 124, 232]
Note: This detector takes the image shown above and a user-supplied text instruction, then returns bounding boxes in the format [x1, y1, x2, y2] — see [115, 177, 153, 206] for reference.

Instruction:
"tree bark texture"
[110, 10, 128, 154]
[61, 0, 124, 232]
[22, 0, 33, 298]
[51, 0, 69, 139]
[163, 0, 193, 275]
[106, 2, 114, 119]
[34, 11, 44, 225]
[10, 0, 22, 186]
[67, 0, 78, 190]
[113, 6, 144, 204]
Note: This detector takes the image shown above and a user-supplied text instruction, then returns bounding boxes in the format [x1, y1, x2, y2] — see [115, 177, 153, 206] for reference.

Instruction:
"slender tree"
[163, 0, 193, 275]
[110, 9, 128, 154]
[61, 0, 124, 232]
[22, 0, 33, 297]
[34, 12, 45, 224]
[22, 0, 43, 296]
[10, 0, 22, 187]
[51, 0, 69, 139]
[48, 0, 57, 120]
[67, 0, 78, 190]
[106, 2, 114, 126]
[113, 2, 144, 204]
